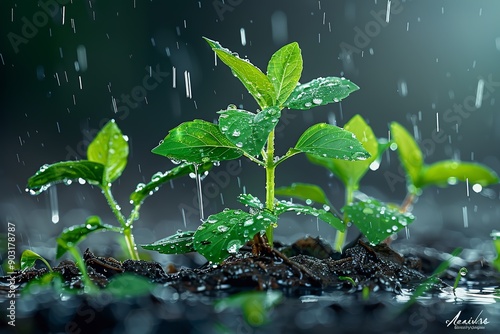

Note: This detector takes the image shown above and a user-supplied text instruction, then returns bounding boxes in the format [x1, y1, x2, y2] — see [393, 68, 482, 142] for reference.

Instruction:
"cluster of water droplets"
[286, 77, 352, 109]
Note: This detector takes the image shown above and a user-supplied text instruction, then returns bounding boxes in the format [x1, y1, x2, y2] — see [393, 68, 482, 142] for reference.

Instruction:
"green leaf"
[130, 162, 213, 206]
[274, 199, 345, 232]
[27, 160, 105, 194]
[237, 193, 264, 210]
[204, 37, 275, 108]
[193, 209, 276, 263]
[275, 183, 332, 208]
[306, 115, 378, 188]
[141, 231, 196, 255]
[218, 106, 280, 156]
[343, 197, 415, 245]
[491, 231, 500, 272]
[20, 249, 52, 271]
[56, 216, 117, 259]
[293, 123, 371, 161]
[87, 120, 129, 184]
[105, 274, 154, 298]
[284, 77, 359, 110]
[266, 42, 303, 106]
[374, 138, 391, 167]
[390, 122, 423, 190]
[418, 160, 499, 189]
[151, 120, 243, 164]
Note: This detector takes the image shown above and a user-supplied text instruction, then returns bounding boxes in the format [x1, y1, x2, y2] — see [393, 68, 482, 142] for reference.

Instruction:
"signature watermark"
[445, 310, 489, 330]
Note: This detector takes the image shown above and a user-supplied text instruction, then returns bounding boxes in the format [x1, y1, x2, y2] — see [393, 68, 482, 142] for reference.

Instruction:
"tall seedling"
[144, 38, 369, 263]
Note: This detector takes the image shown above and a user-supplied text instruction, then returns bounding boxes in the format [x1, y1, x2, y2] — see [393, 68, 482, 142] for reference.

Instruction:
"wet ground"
[1, 237, 499, 333]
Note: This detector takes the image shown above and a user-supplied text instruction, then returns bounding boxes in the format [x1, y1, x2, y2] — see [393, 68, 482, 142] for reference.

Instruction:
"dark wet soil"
[2, 237, 500, 333]
[6, 237, 431, 295]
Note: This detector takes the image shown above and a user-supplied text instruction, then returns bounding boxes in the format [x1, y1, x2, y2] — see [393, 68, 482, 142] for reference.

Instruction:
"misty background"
[1, 0, 499, 263]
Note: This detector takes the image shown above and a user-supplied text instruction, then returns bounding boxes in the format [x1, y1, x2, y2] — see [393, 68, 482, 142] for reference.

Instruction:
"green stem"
[102, 185, 127, 228]
[102, 185, 140, 260]
[400, 192, 417, 213]
[123, 227, 139, 260]
[67, 247, 97, 294]
[334, 184, 355, 252]
[265, 130, 276, 246]
[274, 150, 299, 167]
[243, 153, 265, 167]
[127, 204, 142, 226]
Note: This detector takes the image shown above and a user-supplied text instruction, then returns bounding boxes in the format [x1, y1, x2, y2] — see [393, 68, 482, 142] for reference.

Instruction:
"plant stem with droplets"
[102, 185, 140, 260]
[400, 192, 417, 213]
[67, 246, 97, 293]
[264, 130, 276, 246]
[334, 184, 355, 252]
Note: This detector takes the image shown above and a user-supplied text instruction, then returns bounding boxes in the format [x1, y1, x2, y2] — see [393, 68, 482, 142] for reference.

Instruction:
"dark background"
[1, 0, 499, 263]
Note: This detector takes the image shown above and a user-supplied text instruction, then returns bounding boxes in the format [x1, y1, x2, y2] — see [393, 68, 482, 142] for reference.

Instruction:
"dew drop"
[243, 219, 254, 227]
[227, 239, 242, 254]
[217, 225, 229, 233]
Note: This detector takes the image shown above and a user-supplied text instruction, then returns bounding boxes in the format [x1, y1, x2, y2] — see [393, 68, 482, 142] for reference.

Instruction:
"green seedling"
[338, 276, 357, 287]
[277, 114, 409, 251]
[277, 117, 498, 251]
[143, 38, 369, 263]
[26, 120, 211, 288]
[490, 230, 500, 272]
[400, 248, 462, 312]
[453, 267, 468, 292]
[20, 249, 52, 272]
[390, 121, 499, 211]
[215, 291, 282, 327]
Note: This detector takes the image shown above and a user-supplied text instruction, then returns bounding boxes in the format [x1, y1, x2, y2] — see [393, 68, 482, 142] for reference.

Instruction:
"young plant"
[277, 119, 499, 251]
[143, 38, 369, 263]
[20, 249, 53, 272]
[277, 114, 410, 251]
[491, 231, 500, 272]
[390, 121, 498, 211]
[26, 120, 210, 264]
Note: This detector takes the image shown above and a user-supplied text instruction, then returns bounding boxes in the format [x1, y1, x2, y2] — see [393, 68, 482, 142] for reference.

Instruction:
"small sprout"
[20, 250, 52, 272]
[362, 286, 370, 301]
[26, 120, 210, 289]
[491, 230, 500, 272]
[339, 276, 357, 286]
[453, 267, 468, 292]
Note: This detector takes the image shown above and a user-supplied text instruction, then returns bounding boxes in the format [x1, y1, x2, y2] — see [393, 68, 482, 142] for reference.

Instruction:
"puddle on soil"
[1, 281, 498, 333]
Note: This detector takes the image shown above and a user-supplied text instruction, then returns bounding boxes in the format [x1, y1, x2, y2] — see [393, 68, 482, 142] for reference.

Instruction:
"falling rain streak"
[397, 79, 408, 97]
[172, 66, 176, 88]
[192, 164, 204, 221]
[462, 206, 468, 228]
[475, 79, 485, 108]
[240, 28, 247, 46]
[49, 186, 59, 224]
[386, 0, 391, 23]
[184, 70, 192, 99]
